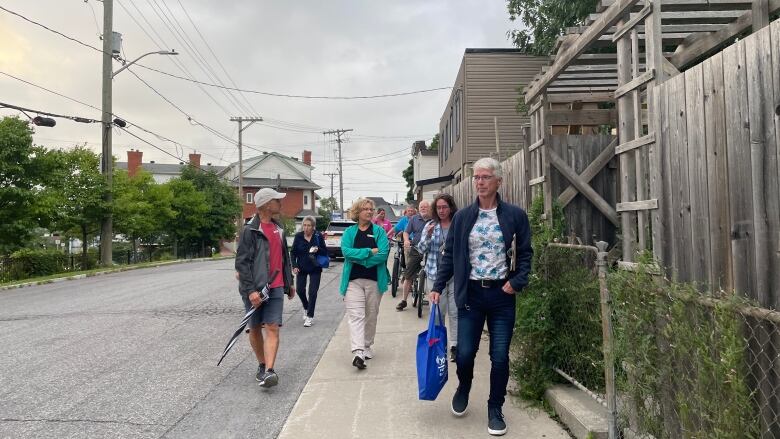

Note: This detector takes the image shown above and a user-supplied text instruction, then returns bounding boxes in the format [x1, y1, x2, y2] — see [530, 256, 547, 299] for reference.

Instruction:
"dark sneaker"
[352, 355, 367, 370]
[395, 300, 407, 311]
[451, 386, 469, 416]
[258, 369, 278, 388]
[255, 363, 266, 382]
[488, 407, 507, 436]
[449, 346, 457, 363]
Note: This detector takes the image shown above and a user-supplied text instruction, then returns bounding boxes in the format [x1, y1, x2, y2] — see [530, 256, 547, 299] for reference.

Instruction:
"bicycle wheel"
[417, 272, 425, 318]
[391, 258, 399, 297]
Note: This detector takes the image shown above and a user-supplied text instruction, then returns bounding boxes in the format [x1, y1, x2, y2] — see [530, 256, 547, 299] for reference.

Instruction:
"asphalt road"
[0, 259, 345, 439]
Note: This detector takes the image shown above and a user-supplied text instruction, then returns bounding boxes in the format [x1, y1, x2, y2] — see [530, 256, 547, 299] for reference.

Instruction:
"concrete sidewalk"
[278, 287, 569, 438]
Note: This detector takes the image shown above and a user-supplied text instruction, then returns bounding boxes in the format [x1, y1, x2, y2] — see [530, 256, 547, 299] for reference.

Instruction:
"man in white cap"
[235, 188, 295, 388]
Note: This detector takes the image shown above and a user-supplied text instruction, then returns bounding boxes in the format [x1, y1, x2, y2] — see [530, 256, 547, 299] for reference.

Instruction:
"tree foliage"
[43, 146, 108, 261]
[179, 165, 241, 249]
[162, 178, 208, 257]
[507, 0, 599, 56]
[113, 169, 174, 254]
[0, 117, 49, 253]
[317, 196, 338, 230]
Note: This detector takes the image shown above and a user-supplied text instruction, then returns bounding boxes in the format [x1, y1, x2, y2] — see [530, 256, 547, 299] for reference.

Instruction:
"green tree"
[45, 147, 108, 264]
[179, 165, 241, 255]
[0, 117, 51, 253]
[402, 134, 439, 203]
[316, 196, 338, 230]
[113, 169, 174, 259]
[507, 0, 598, 56]
[162, 178, 208, 258]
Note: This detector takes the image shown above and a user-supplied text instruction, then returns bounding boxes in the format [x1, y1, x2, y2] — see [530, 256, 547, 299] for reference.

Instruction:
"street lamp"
[112, 50, 178, 78]
[99, 9, 178, 266]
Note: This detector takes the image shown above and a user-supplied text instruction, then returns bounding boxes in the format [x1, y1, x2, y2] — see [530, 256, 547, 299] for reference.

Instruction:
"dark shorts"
[403, 248, 424, 280]
[241, 287, 285, 328]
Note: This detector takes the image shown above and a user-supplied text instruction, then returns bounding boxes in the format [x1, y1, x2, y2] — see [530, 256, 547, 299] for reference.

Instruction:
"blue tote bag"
[416, 303, 448, 400]
[315, 233, 330, 268]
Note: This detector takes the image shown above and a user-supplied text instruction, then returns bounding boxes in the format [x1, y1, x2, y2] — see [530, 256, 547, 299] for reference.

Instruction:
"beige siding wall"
[464, 53, 548, 166]
[439, 58, 466, 180]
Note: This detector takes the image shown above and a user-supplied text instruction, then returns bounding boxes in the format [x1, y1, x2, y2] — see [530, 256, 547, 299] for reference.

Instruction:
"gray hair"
[472, 157, 502, 179]
[301, 215, 317, 228]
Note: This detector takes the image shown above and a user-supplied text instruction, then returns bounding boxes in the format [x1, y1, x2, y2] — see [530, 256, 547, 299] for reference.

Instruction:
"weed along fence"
[440, 2, 780, 438]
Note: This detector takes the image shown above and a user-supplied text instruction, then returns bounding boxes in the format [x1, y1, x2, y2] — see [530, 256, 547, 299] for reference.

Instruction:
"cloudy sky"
[0, 0, 522, 206]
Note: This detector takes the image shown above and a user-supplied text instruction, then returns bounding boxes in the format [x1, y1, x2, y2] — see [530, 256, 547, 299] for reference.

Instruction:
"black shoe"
[488, 407, 507, 436]
[352, 355, 367, 370]
[255, 363, 266, 382]
[395, 300, 407, 311]
[449, 346, 457, 363]
[451, 386, 469, 417]
[258, 369, 278, 388]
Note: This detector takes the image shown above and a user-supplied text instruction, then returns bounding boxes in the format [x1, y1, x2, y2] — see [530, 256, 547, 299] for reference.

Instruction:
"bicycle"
[411, 251, 427, 319]
[390, 236, 405, 298]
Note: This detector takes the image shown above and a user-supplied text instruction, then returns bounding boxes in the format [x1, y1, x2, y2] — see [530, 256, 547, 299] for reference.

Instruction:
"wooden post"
[753, 0, 769, 30]
[617, 18, 637, 262]
[540, 94, 553, 224]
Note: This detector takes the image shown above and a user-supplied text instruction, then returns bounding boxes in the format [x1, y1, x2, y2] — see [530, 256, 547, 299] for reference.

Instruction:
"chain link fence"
[520, 243, 780, 439]
[612, 265, 780, 439]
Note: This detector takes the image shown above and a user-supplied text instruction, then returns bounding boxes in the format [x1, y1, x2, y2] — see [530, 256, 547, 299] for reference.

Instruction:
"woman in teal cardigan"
[340, 197, 390, 370]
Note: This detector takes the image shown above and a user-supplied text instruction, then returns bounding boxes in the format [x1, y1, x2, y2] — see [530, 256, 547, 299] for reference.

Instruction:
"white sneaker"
[364, 347, 374, 360]
[303, 317, 313, 327]
[303, 310, 307, 322]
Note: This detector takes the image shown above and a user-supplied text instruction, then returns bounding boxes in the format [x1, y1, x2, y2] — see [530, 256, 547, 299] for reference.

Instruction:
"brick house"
[117, 149, 320, 222]
[219, 150, 321, 222]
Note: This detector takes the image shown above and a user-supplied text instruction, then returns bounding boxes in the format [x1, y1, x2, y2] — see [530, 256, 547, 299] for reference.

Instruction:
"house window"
[444, 123, 449, 161]
[304, 194, 309, 206]
[455, 90, 462, 140]
[246, 192, 253, 204]
[449, 112, 454, 152]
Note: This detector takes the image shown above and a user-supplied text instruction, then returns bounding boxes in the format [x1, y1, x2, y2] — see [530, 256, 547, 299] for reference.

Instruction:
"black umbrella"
[217, 271, 279, 366]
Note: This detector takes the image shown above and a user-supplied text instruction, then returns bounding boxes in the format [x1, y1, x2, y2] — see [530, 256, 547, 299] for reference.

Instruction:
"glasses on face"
[473, 175, 494, 182]
[436, 205, 450, 211]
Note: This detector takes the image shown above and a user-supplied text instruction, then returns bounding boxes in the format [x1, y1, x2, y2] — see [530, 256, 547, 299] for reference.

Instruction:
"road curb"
[0, 256, 235, 291]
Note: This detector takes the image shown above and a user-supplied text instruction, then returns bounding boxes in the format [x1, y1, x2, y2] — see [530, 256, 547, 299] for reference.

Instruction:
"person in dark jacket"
[430, 157, 533, 437]
[235, 188, 295, 388]
[291, 215, 328, 327]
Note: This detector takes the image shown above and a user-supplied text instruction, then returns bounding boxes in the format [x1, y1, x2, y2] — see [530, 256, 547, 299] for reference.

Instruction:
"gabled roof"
[219, 151, 315, 184]
[115, 162, 227, 174]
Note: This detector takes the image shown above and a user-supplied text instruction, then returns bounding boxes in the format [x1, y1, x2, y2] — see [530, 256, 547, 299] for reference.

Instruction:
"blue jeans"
[456, 282, 517, 408]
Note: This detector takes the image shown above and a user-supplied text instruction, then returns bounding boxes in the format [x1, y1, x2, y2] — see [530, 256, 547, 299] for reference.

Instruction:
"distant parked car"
[323, 220, 356, 258]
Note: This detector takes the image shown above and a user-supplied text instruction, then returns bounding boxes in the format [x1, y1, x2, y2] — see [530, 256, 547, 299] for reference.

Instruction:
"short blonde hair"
[348, 198, 375, 222]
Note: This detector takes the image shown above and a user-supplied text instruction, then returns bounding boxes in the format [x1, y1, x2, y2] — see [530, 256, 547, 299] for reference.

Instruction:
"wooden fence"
[443, 135, 617, 247]
[652, 20, 780, 309]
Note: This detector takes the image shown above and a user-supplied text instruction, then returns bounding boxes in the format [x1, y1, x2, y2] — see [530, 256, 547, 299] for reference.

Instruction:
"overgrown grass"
[610, 256, 761, 438]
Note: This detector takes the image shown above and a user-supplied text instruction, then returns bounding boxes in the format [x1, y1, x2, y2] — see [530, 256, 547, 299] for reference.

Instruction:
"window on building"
[444, 122, 449, 161]
[449, 112, 454, 152]
[304, 194, 309, 206]
[246, 192, 253, 204]
[455, 90, 462, 140]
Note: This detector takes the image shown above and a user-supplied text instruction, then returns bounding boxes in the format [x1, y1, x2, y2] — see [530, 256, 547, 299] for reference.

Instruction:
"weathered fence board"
[701, 53, 732, 291]
[684, 64, 713, 287]
[723, 40, 757, 300]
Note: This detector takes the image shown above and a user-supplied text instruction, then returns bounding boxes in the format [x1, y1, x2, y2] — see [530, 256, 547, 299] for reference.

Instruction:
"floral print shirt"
[468, 208, 507, 280]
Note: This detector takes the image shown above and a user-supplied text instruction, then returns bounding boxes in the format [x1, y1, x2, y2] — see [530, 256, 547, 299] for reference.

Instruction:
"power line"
[1, 5, 451, 100]
[117, 0, 235, 117]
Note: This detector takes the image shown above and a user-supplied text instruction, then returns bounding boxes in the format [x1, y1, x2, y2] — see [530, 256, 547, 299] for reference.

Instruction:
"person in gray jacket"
[235, 188, 295, 388]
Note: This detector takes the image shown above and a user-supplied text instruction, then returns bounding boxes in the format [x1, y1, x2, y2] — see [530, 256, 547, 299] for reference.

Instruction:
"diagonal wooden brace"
[558, 138, 618, 208]
[549, 147, 620, 226]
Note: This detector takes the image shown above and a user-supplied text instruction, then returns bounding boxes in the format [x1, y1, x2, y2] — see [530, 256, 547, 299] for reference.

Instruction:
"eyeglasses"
[473, 175, 495, 181]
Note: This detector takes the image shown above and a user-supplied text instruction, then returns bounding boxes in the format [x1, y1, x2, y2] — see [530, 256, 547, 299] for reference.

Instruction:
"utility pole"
[230, 116, 262, 228]
[99, 0, 114, 267]
[323, 172, 337, 204]
[323, 128, 352, 219]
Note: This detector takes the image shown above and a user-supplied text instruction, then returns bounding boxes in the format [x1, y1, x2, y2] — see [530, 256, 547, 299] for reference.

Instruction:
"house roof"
[464, 48, 527, 54]
[219, 151, 320, 189]
[294, 209, 321, 219]
[240, 178, 321, 190]
[418, 149, 437, 157]
[115, 162, 227, 174]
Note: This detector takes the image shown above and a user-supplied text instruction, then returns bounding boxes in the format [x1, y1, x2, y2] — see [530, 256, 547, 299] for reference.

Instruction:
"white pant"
[344, 278, 383, 354]
[428, 278, 457, 348]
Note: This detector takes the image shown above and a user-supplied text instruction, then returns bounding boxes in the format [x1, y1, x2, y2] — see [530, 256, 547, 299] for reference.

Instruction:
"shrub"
[9, 248, 68, 279]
